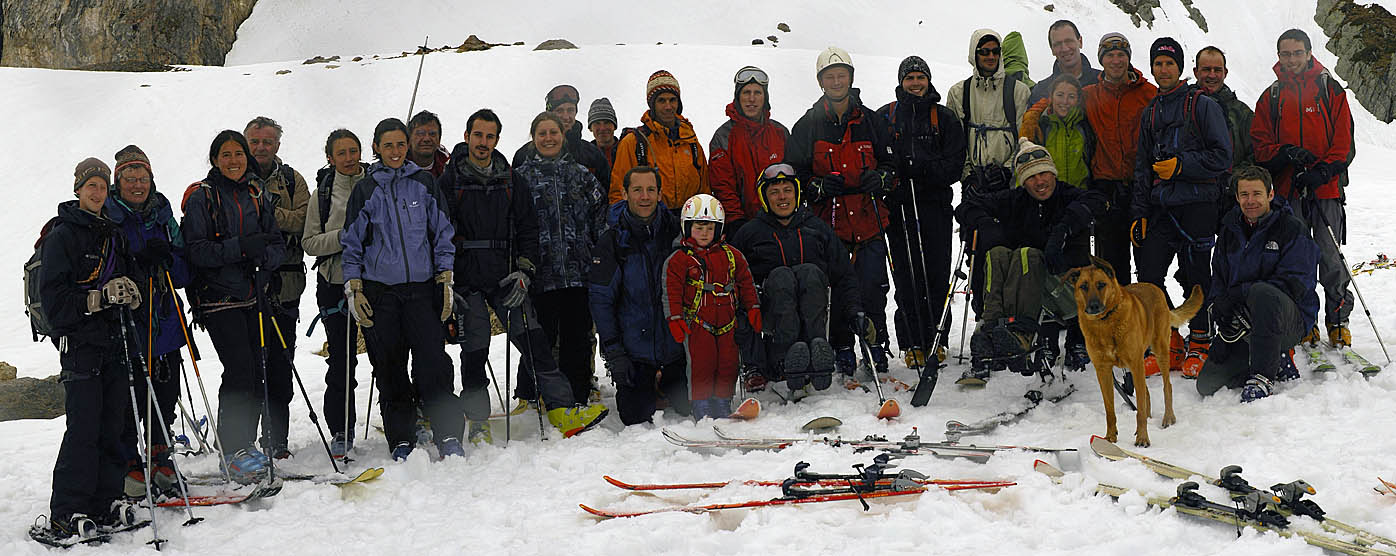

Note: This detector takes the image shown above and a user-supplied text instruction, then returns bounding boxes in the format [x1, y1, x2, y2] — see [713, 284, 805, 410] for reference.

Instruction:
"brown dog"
[1067, 258, 1203, 447]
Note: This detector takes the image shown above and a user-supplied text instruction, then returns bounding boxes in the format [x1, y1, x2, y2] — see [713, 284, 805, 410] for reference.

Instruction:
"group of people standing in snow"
[39, 18, 1357, 540]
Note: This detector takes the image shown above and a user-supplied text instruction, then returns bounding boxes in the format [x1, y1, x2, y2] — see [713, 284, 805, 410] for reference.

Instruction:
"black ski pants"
[316, 277, 360, 438]
[830, 238, 888, 352]
[362, 280, 464, 448]
[1197, 282, 1307, 395]
[51, 355, 130, 521]
[615, 358, 689, 425]
[887, 187, 953, 351]
[1094, 180, 1134, 286]
[759, 264, 830, 378]
[1135, 202, 1216, 334]
[520, 287, 594, 405]
[456, 286, 576, 419]
[205, 304, 292, 454]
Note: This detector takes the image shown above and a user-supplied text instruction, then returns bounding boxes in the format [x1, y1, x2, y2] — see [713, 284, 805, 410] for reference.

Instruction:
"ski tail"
[728, 398, 760, 420]
[1170, 284, 1205, 328]
[877, 399, 901, 420]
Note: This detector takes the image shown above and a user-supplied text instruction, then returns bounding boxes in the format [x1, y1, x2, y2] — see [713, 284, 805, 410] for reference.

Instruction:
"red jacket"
[1250, 58, 1354, 200]
[709, 103, 789, 223]
[785, 90, 896, 245]
[662, 238, 758, 335]
[1083, 67, 1156, 182]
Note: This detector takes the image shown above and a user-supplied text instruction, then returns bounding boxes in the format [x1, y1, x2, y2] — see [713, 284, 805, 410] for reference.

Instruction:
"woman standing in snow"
[340, 118, 465, 461]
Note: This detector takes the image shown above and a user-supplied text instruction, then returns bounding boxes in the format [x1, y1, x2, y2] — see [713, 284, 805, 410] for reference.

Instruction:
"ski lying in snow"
[1340, 348, 1383, 377]
[712, 426, 1075, 455]
[1378, 477, 1396, 496]
[602, 475, 1013, 491]
[944, 382, 1076, 442]
[1035, 460, 1392, 556]
[158, 476, 284, 507]
[1305, 346, 1338, 372]
[664, 428, 997, 462]
[801, 416, 842, 432]
[1090, 435, 1396, 550]
[186, 467, 383, 487]
[728, 398, 760, 420]
[28, 518, 151, 549]
[580, 486, 927, 518]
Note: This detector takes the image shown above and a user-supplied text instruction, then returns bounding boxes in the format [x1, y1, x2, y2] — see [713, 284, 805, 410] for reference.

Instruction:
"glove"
[851, 312, 877, 346]
[668, 319, 689, 344]
[1130, 218, 1147, 248]
[1152, 157, 1180, 180]
[603, 347, 635, 389]
[435, 270, 453, 322]
[1294, 163, 1331, 194]
[859, 169, 891, 196]
[345, 278, 374, 328]
[809, 173, 846, 200]
[86, 290, 105, 313]
[747, 308, 763, 334]
[241, 232, 273, 260]
[1043, 225, 1070, 275]
[134, 237, 171, 267]
[101, 276, 141, 309]
[1215, 303, 1253, 343]
[498, 270, 530, 309]
[1279, 144, 1318, 167]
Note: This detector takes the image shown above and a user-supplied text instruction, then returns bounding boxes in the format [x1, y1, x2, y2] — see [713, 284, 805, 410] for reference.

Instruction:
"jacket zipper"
[386, 172, 414, 282]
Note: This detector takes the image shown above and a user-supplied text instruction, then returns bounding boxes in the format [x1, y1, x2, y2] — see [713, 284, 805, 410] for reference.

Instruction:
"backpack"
[1147, 85, 1207, 149]
[1266, 70, 1356, 187]
[621, 126, 702, 172]
[24, 217, 62, 341]
[314, 163, 370, 231]
[961, 71, 1023, 140]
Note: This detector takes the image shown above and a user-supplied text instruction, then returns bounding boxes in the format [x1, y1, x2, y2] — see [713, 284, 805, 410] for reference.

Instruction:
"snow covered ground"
[2, 0, 1395, 554]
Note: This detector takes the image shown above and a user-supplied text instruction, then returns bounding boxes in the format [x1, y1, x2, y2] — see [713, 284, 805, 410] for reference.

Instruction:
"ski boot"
[1240, 374, 1273, 403]
[809, 338, 836, 390]
[50, 513, 98, 541]
[740, 364, 767, 393]
[1276, 349, 1300, 382]
[413, 411, 434, 446]
[1064, 341, 1090, 372]
[547, 404, 609, 437]
[149, 445, 178, 497]
[467, 421, 492, 446]
[834, 347, 857, 377]
[123, 459, 147, 499]
[1328, 322, 1352, 347]
[688, 398, 711, 421]
[437, 437, 465, 459]
[222, 448, 270, 485]
[870, 345, 890, 375]
[391, 442, 413, 462]
[959, 358, 991, 385]
[1301, 325, 1322, 347]
[1168, 329, 1185, 374]
[903, 347, 927, 369]
[782, 341, 811, 377]
[331, 432, 354, 459]
[1032, 333, 1060, 375]
[1180, 331, 1210, 378]
[97, 500, 140, 531]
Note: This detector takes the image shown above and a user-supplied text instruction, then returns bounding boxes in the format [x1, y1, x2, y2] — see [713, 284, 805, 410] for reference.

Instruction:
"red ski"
[727, 398, 760, 420]
[603, 475, 1014, 491]
[580, 487, 928, 518]
[1378, 477, 1396, 496]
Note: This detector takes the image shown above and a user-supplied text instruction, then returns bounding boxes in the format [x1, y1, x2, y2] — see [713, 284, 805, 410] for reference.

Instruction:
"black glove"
[808, 174, 846, 200]
[241, 232, 272, 260]
[859, 169, 891, 196]
[1294, 163, 1331, 194]
[604, 347, 635, 389]
[135, 237, 172, 267]
[850, 312, 878, 346]
[1043, 225, 1070, 275]
[1279, 144, 1318, 168]
[1214, 303, 1252, 343]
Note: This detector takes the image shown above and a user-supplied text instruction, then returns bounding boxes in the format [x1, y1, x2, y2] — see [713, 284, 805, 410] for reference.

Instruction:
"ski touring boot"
[1240, 374, 1273, 403]
[547, 404, 609, 437]
[222, 448, 270, 485]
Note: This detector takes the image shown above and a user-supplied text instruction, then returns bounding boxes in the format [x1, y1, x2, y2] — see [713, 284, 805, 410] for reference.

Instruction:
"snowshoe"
[96, 500, 141, 530]
[31, 514, 105, 548]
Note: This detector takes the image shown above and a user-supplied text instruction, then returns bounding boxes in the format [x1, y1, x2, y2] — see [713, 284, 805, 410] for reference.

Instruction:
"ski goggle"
[734, 66, 769, 86]
[545, 85, 580, 109]
[761, 163, 798, 184]
[1099, 36, 1131, 55]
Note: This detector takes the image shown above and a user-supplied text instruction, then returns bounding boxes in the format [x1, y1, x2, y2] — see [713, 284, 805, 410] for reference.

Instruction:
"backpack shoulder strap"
[1267, 79, 1282, 128]
[1003, 76, 1019, 137]
[280, 163, 297, 206]
[317, 167, 335, 229]
[961, 78, 973, 139]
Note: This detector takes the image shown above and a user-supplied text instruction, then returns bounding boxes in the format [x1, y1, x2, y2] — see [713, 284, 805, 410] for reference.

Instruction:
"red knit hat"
[645, 70, 682, 114]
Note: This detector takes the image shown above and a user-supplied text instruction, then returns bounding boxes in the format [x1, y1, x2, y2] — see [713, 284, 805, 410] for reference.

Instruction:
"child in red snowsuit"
[664, 194, 760, 420]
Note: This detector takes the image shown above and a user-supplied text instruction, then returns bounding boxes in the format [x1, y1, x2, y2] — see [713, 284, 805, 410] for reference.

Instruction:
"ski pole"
[255, 295, 278, 479]
[896, 180, 932, 366]
[363, 371, 375, 442]
[1313, 207, 1391, 363]
[517, 300, 548, 439]
[484, 356, 507, 418]
[116, 307, 167, 550]
[957, 230, 979, 363]
[504, 305, 512, 446]
[165, 271, 230, 482]
[131, 298, 203, 527]
[268, 307, 341, 473]
[406, 35, 429, 121]
[344, 304, 353, 453]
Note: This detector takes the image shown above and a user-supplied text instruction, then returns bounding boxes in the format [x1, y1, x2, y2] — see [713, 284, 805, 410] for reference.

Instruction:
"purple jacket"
[341, 161, 455, 285]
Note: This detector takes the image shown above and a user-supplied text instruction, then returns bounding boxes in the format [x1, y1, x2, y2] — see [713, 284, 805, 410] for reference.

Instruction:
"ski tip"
[728, 398, 761, 420]
[876, 400, 901, 420]
[603, 476, 632, 489]
[578, 503, 612, 518]
[801, 416, 843, 432]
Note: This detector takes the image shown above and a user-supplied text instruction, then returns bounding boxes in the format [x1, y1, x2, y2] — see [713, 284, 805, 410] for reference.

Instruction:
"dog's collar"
[1094, 303, 1119, 321]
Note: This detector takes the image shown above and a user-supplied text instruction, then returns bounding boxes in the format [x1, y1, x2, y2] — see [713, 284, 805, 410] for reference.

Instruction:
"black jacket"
[876, 84, 967, 202]
[1132, 83, 1234, 219]
[181, 168, 286, 305]
[730, 208, 862, 322]
[439, 147, 541, 292]
[956, 183, 1105, 269]
[39, 201, 133, 370]
[513, 120, 611, 193]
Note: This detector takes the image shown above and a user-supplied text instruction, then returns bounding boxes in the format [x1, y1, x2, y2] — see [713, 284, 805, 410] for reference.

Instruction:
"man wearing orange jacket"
[608, 70, 710, 212]
[1250, 28, 1356, 347]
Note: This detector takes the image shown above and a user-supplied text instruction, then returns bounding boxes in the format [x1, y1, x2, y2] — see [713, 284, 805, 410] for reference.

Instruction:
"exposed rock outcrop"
[1317, 0, 1396, 122]
[2, 0, 257, 69]
[0, 375, 64, 422]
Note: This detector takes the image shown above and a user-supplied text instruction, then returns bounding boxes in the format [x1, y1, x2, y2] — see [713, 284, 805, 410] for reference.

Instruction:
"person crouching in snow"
[663, 194, 760, 420]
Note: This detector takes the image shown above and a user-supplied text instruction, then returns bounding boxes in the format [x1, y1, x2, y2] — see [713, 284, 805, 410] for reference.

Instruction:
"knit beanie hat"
[1150, 37, 1185, 71]
[1098, 32, 1132, 63]
[113, 144, 153, 182]
[545, 84, 580, 112]
[897, 55, 931, 82]
[73, 157, 111, 191]
[587, 97, 617, 127]
[1013, 137, 1057, 188]
[645, 70, 683, 114]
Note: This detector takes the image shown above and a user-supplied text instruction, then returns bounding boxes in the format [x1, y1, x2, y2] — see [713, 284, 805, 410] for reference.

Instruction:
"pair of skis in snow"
[1303, 341, 1382, 377]
[662, 425, 1074, 463]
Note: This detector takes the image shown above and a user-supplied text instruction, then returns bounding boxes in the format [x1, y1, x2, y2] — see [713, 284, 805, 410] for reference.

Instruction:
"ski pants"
[524, 287, 594, 404]
[887, 187, 953, 350]
[615, 358, 689, 425]
[455, 286, 575, 420]
[684, 326, 739, 400]
[1094, 180, 1134, 286]
[51, 355, 129, 521]
[316, 277, 360, 437]
[1135, 202, 1215, 335]
[981, 246, 1077, 325]
[1197, 282, 1307, 395]
[205, 304, 291, 453]
[122, 349, 182, 462]
[759, 264, 829, 379]
[361, 280, 464, 448]
[829, 237, 889, 352]
[1302, 198, 1354, 327]
[261, 302, 297, 452]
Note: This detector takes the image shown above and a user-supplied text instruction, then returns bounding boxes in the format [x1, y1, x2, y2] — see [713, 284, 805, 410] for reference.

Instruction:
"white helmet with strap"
[816, 46, 854, 79]
[681, 193, 725, 224]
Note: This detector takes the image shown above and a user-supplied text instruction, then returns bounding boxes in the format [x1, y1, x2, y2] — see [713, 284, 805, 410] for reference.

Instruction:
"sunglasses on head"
[976, 47, 1002, 56]
[1100, 37, 1131, 52]
[734, 66, 769, 87]
[1015, 149, 1050, 166]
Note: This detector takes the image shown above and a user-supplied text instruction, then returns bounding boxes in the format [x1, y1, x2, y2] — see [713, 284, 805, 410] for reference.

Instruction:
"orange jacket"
[608, 111, 710, 209]
[1250, 59, 1354, 200]
[1082, 67, 1156, 182]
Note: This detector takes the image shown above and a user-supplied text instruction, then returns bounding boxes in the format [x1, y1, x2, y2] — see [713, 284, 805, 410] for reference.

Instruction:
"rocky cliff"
[1317, 0, 1396, 122]
[1, 0, 257, 69]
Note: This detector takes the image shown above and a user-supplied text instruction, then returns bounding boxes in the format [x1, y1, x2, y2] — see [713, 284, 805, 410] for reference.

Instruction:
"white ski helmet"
[681, 193, 726, 239]
[816, 46, 854, 79]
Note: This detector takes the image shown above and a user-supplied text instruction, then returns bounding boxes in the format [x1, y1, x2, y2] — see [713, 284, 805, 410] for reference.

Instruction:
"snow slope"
[2, 1, 1394, 554]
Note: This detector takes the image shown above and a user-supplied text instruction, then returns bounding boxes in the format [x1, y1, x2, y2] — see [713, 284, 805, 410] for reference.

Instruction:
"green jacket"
[1038, 107, 1094, 189]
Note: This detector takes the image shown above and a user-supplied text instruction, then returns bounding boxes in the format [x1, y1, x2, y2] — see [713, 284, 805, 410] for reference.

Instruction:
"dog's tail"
[1170, 285, 1205, 329]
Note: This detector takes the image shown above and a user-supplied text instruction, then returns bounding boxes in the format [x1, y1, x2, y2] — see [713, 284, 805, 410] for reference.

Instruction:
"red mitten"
[747, 308, 763, 333]
[668, 319, 689, 343]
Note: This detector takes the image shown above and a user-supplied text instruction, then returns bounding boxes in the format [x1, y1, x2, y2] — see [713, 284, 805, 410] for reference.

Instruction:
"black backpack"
[23, 217, 62, 341]
[311, 162, 369, 268]
[620, 126, 702, 172]
[961, 71, 1023, 140]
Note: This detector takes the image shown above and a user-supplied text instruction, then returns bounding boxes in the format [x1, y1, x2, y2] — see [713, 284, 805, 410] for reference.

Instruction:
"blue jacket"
[341, 161, 455, 285]
[1132, 83, 1233, 219]
[182, 168, 285, 304]
[1211, 198, 1319, 331]
[588, 201, 683, 366]
[517, 152, 606, 293]
[106, 190, 192, 357]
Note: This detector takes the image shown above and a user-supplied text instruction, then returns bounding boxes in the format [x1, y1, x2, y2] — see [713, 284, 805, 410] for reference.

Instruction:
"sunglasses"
[735, 66, 769, 86]
[976, 47, 1002, 57]
[1015, 149, 1050, 167]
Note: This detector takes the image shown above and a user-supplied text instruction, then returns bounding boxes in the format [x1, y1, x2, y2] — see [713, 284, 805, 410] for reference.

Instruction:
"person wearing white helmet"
[785, 46, 894, 384]
[662, 193, 760, 419]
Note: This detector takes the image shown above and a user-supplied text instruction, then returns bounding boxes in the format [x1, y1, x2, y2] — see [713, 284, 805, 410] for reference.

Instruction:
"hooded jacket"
[1211, 198, 1319, 332]
[1027, 54, 1103, 106]
[40, 201, 133, 370]
[438, 147, 540, 293]
[708, 103, 789, 224]
[516, 150, 606, 293]
[1250, 58, 1354, 200]
[785, 88, 896, 244]
[513, 120, 612, 193]
[876, 84, 968, 201]
[955, 181, 1105, 268]
[182, 167, 286, 305]
[1132, 82, 1233, 218]
[608, 111, 710, 209]
[340, 161, 455, 285]
[729, 207, 862, 323]
[1083, 66, 1156, 182]
[106, 188, 191, 358]
[945, 28, 1032, 176]
[589, 201, 684, 365]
